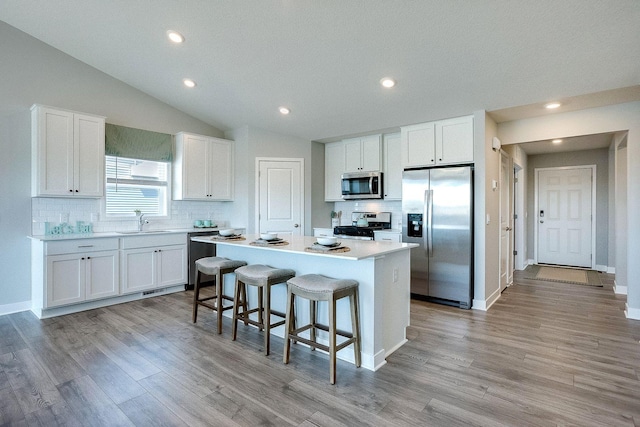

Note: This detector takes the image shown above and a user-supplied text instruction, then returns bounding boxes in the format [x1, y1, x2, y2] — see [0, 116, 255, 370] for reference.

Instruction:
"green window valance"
[105, 123, 172, 162]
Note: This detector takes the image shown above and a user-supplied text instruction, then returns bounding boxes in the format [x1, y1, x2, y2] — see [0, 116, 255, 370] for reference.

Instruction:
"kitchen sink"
[116, 230, 171, 234]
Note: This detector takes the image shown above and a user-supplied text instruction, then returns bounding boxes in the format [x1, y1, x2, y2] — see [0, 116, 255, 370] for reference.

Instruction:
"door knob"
[540, 220, 544, 223]
[294, 224, 299, 228]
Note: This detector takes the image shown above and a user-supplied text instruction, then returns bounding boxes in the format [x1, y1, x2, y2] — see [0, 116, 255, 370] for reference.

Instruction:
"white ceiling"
[1, 1, 639, 142]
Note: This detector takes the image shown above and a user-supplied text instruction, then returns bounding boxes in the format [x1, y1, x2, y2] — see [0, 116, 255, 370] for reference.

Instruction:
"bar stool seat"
[283, 274, 361, 384]
[193, 257, 247, 334]
[232, 264, 296, 355]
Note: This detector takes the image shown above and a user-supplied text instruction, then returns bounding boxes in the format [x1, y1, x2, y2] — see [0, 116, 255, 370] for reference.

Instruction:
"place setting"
[305, 236, 350, 253]
[210, 228, 246, 241]
[250, 232, 289, 246]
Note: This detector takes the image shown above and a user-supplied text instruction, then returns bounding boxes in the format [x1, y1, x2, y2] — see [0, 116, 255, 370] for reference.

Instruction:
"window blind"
[105, 123, 172, 162]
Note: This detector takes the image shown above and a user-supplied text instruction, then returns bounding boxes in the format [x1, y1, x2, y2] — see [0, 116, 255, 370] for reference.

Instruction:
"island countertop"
[190, 234, 417, 260]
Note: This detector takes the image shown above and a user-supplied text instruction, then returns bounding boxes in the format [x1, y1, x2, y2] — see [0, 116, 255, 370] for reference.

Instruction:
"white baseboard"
[473, 286, 501, 311]
[0, 300, 31, 316]
[527, 259, 535, 267]
[595, 264, 608, 273]
[625, 303, 640, 320]
[613, 280, 627, 295]
[607, 266, 616, 274]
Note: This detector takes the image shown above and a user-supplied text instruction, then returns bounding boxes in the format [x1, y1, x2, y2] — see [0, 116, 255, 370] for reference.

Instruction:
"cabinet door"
[34, 107, 75, 196]
[209, 138, 234, 200]
[74, 113, 105, 197]
[120, 248, 157, 294]
[157, 245, 187, 287]
[324, 142, 345, 201]
[181, 134, 210, 199]
[435, 116, 474, 165]
[85, 251, 119, 301]
[401, 123, 435, 168]
[383, 133, 402, 200]
[360, 135, 381, 172]
[46, 254, 84, 307]
[343, 138, 362, 172]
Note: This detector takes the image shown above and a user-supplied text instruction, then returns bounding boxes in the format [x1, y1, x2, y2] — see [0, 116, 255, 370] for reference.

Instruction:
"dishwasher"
[186, 230, 218, 290]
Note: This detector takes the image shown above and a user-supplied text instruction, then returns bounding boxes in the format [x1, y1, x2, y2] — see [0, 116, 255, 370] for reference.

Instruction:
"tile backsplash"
[31, 198, 232, 235]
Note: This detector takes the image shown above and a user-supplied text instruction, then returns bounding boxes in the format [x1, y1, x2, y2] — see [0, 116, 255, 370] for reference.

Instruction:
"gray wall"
[0, 21, 222, 310]
[526, 148, 609, 267]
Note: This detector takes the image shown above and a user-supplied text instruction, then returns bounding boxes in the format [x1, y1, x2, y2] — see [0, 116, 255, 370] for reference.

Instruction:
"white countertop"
[191, 233, 417, 260]
[29, 227, 223, 241]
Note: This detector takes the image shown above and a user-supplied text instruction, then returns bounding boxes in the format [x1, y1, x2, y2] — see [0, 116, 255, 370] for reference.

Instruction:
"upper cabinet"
[324, 141, 345, 202]
[401, 115, 473, 168]
[343, 134, 381, 172]
[173, 132, 234, 201]
[31, 105, 105, 198]
[383, 133, 402, 200]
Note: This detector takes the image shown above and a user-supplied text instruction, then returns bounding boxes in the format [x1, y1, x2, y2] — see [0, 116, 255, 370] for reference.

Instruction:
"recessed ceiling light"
[167, 30, 185, 43]
[183, 78, 196, 88]
[552, 139, 563, 144]
[279, 106, 290, 115]
[545, 102, 561, 109]
[380, 78, 396, 88]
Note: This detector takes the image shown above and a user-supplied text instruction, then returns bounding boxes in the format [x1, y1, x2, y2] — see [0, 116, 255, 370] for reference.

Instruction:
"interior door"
[499, 151, 511, 292]
[537, 167, 593, 267]
[258, 159, 304, 237]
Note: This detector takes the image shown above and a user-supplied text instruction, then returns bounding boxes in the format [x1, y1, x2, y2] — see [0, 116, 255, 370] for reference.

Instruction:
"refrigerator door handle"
[427, 189, 434, 257]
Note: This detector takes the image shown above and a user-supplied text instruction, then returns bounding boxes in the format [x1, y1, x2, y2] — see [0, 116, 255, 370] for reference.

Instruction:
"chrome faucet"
[138, 213, 149, 231]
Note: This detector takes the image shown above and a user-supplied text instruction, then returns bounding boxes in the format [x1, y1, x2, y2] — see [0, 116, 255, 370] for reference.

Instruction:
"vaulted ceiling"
[1, 1, 639, 142]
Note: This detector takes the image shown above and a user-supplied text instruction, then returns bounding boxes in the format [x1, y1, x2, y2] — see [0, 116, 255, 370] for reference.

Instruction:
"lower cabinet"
[32, 233, 187, 318]
[121, 244, 187, 294]
[46, 250, 119, 307]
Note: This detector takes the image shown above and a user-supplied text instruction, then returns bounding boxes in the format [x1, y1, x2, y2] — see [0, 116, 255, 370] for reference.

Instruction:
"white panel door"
[182, 134, 209, 199]
[258, 159, 303, 237]
[74, 113, 105, 197]
[85, 251, 119, 301]
[157, 245, 187, 287]
[537, 167, 593, 267]
[499, 152, 511, 292]
[39, 107, 74, 195]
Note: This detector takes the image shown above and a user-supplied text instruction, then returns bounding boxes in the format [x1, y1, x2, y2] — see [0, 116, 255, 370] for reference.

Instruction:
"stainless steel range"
[333, 212, 392, 240]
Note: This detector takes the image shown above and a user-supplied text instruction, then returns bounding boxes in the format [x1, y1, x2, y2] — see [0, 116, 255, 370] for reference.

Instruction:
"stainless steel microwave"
[341, 171, 383, 200]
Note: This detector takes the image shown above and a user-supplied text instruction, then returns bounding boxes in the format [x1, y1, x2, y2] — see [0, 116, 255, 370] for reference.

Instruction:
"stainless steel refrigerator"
[402, 166, 473, 309]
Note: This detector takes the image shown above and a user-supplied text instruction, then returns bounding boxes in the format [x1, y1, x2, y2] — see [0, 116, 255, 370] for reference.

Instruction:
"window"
[105, 156, 169, 217]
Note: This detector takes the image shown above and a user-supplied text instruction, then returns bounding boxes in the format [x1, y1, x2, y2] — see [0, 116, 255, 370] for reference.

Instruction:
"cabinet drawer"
[120, 233, 186, 249]
[46, 238, 119, 255]
[374, 232, 402, 242]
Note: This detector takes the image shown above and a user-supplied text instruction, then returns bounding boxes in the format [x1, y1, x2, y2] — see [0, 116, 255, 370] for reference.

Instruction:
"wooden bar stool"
[193, 257, 247, 334]
[283, 274, 361, 385]
[232, 264, 296, 356]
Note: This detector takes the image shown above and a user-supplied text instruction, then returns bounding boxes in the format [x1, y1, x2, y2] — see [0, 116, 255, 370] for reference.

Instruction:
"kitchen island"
[191, 234, 417, 371]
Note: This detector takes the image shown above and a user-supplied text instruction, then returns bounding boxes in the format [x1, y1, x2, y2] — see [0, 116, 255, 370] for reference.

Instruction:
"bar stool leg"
[215, 271, 223, 334]
[192, 269, 201, 323]
[232, 277, 242, 341]
[329, 294, 338, 385]
[310, 299, 316, 351]
[350, 290, 361, 367]
[283, 287, 294, 364]
[240, 283, 248, 326]
[264, 284, 272, 355]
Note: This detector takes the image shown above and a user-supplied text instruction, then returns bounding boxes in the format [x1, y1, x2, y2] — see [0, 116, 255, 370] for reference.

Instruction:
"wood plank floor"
[1, 271, 639, 426]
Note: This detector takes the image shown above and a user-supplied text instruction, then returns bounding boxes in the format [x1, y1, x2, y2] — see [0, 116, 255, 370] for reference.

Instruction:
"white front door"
[536, 167, 593, 268]
[257, 159, 304, 237]
[499, 151, 512, 292]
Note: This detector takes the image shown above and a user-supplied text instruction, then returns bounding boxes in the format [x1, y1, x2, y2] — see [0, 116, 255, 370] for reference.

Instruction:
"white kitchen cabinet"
[401, 115, 473, 168]
[324, 141, 345, 201]
[120, 234, 187, 294]
[383, 133, 402, 200]
[173, 132, 234, 201]
[40, 238, 119, 308]
[31, 105, 105, 197]
[343, 135, 381, 173]
[374, 231, 402, 242]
